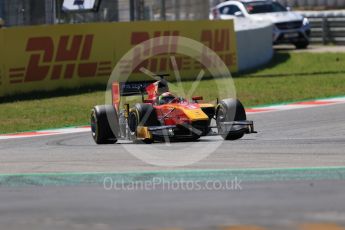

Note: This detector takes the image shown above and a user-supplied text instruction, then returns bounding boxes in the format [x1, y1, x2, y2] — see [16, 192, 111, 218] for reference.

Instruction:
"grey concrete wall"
[235, 19, 274, 72]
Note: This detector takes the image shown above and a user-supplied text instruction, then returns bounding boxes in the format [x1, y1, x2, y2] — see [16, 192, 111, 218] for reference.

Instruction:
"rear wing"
[112, 75, 170, 111]
[112, 81, 160, 111]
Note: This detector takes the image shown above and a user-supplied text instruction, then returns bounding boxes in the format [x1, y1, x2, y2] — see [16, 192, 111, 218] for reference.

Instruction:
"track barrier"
[0, 20, 237, 97]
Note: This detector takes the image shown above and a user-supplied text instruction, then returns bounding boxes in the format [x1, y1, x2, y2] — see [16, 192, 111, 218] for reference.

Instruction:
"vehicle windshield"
[244, 2, 287, 14]
[160, 96, 177, 104]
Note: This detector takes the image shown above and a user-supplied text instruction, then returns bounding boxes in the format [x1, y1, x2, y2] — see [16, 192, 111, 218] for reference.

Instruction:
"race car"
[91, 75, 255, 144]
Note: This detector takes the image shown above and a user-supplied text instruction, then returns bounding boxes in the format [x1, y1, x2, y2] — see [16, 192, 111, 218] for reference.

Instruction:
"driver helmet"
[158, 92, 177, 105]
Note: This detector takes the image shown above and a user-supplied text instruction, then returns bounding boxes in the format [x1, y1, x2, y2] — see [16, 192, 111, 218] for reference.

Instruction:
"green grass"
[1, 52, 345, 134]
[0, 91, 104, 133]
[236, 73, 345, 106]
[245, 52, 345, 77]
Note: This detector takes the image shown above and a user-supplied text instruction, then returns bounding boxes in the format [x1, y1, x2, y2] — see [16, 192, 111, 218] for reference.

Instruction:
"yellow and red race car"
[91, 76, 255, 144]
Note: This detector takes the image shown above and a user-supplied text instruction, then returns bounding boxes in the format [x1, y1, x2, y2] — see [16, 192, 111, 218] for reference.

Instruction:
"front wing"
[135, 120, 256, 140]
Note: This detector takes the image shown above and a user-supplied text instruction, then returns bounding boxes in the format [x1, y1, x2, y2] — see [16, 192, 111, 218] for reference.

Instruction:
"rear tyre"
[91, 105, 118, 144]
[216, 99, 246, 140]
[294, 40, 309, 49]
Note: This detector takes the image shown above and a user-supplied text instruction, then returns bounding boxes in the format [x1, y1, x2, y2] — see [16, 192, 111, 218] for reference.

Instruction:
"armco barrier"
[298, 11, 345, 45]
[0, 20, 237, 97]
[235, 19, 273, 72]
[278, 0, 345, 8]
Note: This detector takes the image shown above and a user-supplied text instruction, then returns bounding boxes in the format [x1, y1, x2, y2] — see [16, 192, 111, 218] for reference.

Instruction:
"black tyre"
[294, 40, 309, 49]
[128, 109, 139, 134]
[91, 105, 118, 144]
[216, 99, 246, 140]
[128, 103, 158, 144]
[134, 103, 160, 127]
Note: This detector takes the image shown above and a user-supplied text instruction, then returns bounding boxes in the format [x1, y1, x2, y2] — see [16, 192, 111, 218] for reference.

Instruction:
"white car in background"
[210, 0, 311, 49]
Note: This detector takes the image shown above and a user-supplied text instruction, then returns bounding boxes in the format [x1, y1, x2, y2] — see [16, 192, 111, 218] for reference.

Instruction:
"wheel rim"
[216, 107, 227, 134]
[128, 112, 138, 133]
[91, 112, 97, 138]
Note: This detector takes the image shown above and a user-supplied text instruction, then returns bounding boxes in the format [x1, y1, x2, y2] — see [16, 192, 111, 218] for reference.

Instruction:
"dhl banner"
[0, 29, 4, 97]
[0, 20, 237, 97]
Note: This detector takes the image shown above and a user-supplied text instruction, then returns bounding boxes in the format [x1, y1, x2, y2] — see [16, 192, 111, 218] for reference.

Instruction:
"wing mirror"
[192, 96, 203, 102]
[234, 11, 244, 17]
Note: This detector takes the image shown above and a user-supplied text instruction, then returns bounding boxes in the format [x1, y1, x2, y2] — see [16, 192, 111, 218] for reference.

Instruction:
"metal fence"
[0, 0, 211, 27]
[2, 0, 345, 45]
[0, 0, 55, 26]
[277, 0, 345, 9]
[308, 17, 345, 44]
[0, 0, 120, 26]
[209, 0, 345, 8]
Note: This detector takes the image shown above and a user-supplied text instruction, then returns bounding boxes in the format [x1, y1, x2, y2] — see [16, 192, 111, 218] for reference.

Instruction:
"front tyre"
[91, 105, 118, 144]
[128, 103, 157, 144]
[216, 99, 246, 140]
[294, 40, 309, 49]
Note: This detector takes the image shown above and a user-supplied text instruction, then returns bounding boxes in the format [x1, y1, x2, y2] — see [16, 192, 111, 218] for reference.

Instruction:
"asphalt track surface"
[1, 103, 345, 229]
[1, 103, 345, 173]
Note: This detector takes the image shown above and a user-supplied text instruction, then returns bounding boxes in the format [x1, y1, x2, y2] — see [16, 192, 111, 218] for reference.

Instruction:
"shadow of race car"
[91, 75, 255, 144]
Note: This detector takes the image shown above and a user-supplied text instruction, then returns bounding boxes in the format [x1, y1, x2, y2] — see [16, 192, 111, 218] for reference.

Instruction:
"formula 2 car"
[91, 75, 255, 144]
